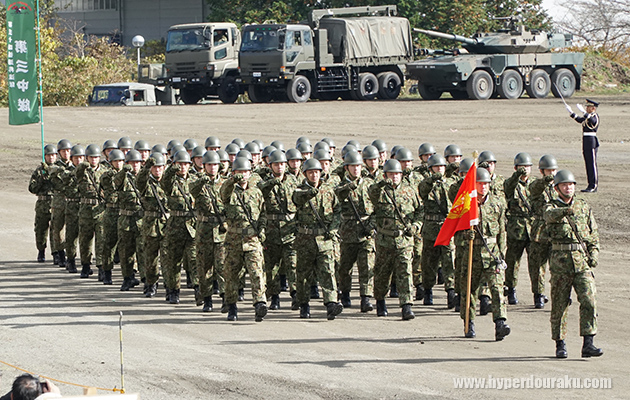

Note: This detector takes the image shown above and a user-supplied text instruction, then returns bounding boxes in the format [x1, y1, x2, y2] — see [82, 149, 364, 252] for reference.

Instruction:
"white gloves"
[577, 103, 586, 113]
[565, 104, 573, 114]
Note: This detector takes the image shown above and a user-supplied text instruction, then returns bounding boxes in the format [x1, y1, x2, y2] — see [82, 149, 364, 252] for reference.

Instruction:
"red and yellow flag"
[434, 163, 479, 246]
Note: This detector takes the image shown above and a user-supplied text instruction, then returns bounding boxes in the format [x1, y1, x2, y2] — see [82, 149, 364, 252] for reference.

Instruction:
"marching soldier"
[134, 140, 151, 162]
[101, 140, 117, 169]
[99, 149, 125, 285]
[415, 143, 436, 178]
[28, 144, 57, 262]
[117, 137, 133, 155]
[286, 149, 303, 178]
[205, 136, 221, 152]
[566, 99, 600, 192]
[361, 145, 383, 182]
[49, 139, 73, 268]
[443, 144, 463, 178]
[59, 145, 85, 273]
[190, 146, 206, 176]
[370, 139, 388, 167]
[478, 150, 505, 201]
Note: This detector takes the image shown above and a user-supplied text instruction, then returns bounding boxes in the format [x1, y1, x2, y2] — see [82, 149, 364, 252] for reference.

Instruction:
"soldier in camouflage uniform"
[29, 144, 57, 262]
[335, 151, 376, 312]
[527, 155, 558, 309]
[57, 145, 85, 273]
[190, 151, 227, 312]
[544, 170, 602, 358]
[361, 145, 383, 182]
[286, 149, 303, 178]
[99, 149, 124, 284]
[414, 143, 436, 178]
[49, 139, 73, 267]
[370, 139, 388, 167]
[368, 159, 421, 320]
[459, 168, 511, 341]
[503, 152, 534, 305]
[220, 157, 268, 322]
[292, 158, 343, 320]
[190, 146, 206, 176]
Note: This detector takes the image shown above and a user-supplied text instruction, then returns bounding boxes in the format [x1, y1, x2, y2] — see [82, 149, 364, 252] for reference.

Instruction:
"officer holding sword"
[564, 99, 600, 193]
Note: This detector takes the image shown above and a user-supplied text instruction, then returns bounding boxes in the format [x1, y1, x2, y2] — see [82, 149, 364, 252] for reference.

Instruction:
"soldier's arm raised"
[28, 166, 43, 194]
[543, 202, 572, 223]
[418, 176, 435, 199]
[160, 163, 178, 193]
[219, 175, 236, 204]
[292, 185, 317, 208]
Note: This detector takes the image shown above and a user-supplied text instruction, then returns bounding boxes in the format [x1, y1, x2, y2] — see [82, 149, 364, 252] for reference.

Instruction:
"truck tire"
[377, 72, 401, 100]
[355, 72, 379, 100]
[497, 69, 523, 100]
[218, 76, 240, 104]
[180, 87, 202, 105]
[287, 75, 311, 103]
[418, 84, 443, 100]
[248, 85, 273, 103]
[551, 68, 576, 99]
[526, 69, 551, 98]
[466, 70, 494, 100]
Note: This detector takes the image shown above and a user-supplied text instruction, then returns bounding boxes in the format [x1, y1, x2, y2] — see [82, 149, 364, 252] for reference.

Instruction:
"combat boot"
[186, 273, 193, 289]
[103, 270, 113, 285]
[238, 288, 245, 301]
[254, 302, 268, 322]
[66, 258, 77, 273]
[165, 288, 172, 302]
[360, 296, 374, 313]
[37, 249, 45, 262]
[581, 335, 603, 358]
[220, 294, 229, 313]
[534, 293, 545, 309]
[479, 295, 491, 315]
[52, 252, 59, 265]
[169, 289, 180, 304]
[310, 285, 320, 299]
[556, 340, 568, 358]
[299, 303, 311, 319]
[202, 296, 213, 312]
[454, 294, 461, 312]
[423, 288, 433, 305]
[145, 283, 157, 298]
[269, 294, 280, 310]
[280, 274, 289, 292]
[326, 302, 343, 320]
[227, 304, 238, 321]
[97, 266, 104, 282]
[495, 319, 511, 341]
[401, 304, 415, 320]
[80, 263, 93, 278]
[290, 291, 299, 310]
[465, 321, 476, 338]
[415, 285, 424, 301]
[376, 300, 388, 317]
[507, 287, 518, 305]
[389, 282, 399, 298]
[130, 273, 140, 287]
[212, 280, 219, 295]
[447, 288, 456, 309]
[194, 286, 203, 306]
[437, 267, 444, 285]
[341, 292, 351, 308]
[120, 277, 134, 291]
[58, 250, 66, 268]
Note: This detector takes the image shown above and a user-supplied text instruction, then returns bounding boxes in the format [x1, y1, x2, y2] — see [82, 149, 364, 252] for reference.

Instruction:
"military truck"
[406, 17, 585, 100]
[238, 5, 413, 103]
[164, 22, 242, 104]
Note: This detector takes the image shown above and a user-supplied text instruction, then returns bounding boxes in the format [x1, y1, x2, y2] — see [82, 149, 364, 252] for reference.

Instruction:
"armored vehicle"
[406, 17, 585, 100]
[238, 5, 413, 103]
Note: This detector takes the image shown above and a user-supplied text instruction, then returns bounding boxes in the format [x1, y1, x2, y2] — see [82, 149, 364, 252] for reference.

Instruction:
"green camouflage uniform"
[528, 175, 556, 295]
[99, 165, 120, 272]
[28, 162, 54, 253]
[368, 179, 422, 306]
[503, 171, 533, 290]
[544, 195, 599, 340]
[292, 179, 341, 306]
[59, 164, 81, 264]
[49, 159, 71, 255]
[77, 162, 106, 268]
[363, 166, 383, 183]
[220, 175, 267, 306]
[114, 165, 144, 279]
[403, 169, 424, 289]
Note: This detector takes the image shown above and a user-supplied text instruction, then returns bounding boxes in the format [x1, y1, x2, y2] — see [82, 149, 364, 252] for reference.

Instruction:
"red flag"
[434, 163, 479, 246]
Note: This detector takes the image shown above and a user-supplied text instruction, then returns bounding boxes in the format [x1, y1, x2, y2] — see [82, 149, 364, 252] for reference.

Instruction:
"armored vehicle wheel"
[218, 76, 240, 104]
[449, 91, 469, 100]
[466, 70, 494, 100]
[526, 69, 551, 98]
[355, 72, 379, 100]
[551, 68, 576, 99]
[377, 72, 402, 100]
[418, 84, 443, 100]
[497, 70, 523, 100]
[287, 75, 311, 103]
[248, 85, 273, 103]
[180, 87, 202, 105]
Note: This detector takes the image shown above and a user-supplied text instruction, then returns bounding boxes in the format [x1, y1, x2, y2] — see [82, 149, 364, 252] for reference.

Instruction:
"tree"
[557, 0, 630, 48]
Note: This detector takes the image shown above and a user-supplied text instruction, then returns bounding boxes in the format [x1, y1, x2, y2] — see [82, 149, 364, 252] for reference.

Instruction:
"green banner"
[7, 1, 40, 125]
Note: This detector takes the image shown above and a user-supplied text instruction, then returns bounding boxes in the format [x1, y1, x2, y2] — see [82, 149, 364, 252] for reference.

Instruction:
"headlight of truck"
[204, 64, 215, 72]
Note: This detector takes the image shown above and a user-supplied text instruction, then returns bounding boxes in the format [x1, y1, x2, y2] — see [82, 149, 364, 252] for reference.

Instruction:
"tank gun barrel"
[413, 28, 478, 46]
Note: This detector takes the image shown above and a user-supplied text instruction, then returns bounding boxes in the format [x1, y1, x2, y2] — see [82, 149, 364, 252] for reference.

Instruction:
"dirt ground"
[0, 96, 629, 399]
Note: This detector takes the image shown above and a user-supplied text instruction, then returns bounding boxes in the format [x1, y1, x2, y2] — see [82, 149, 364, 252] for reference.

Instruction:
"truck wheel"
[355, 73, 379, 100]
[526, 69, 551, 98]
[287, 75, 311, 103]
[218, 76, 240, 104]
[180, 87, 202, 105]
[551, 68, 576, 99]
[449, 91, 469, 100]
[418, 84, 442, 100]
[497, 70, 523, 100]
[377, 72, 401, 100]
[466, 70, 494, 100]
[248, 85, 273, 103]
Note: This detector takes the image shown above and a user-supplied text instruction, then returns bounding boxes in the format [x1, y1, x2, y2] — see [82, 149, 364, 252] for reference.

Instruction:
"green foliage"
[142, 39, 166, 63]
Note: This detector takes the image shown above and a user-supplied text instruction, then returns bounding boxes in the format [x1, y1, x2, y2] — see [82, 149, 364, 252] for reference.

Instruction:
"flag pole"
[464, 227, 474, 334]
[36, 0, 45, 161]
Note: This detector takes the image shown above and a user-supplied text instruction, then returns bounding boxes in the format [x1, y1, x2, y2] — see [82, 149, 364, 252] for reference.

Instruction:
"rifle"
[149, 178, 169, 219]
[382, 185, 416, 238]
[175, 179, 196, 222]
[473, 225, 507, 270]
[204, 179, 227, 232]
[235, 188, 260, 236]
[565, 214, 592, 261]
[126, 172, 144, 210]
[308, 197, 332, 240]
[515, 184, 532, 214]
[87, 168, 105, 204]
[345, 183, 375, 238]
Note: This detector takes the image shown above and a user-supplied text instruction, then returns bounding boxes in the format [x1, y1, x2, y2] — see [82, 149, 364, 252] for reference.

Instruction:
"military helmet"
[538, 154, 558, 170]
[344, 150, 363, 166]
[514, 152, 533, 166]
[478, 150, 497, 164]
[477, 167, 492, 183]
[134, 140, 151, 152]
[236, 149, 252, 161]
[395, 148, 414, 162]
[167, 139, 181, 152]
[362, 145, 379, 160]
[232, 157, 252, 171]
[286, 148, 303, 161]
[553, 170, 576, 186]
[296, 136, 310, 147]
[204, 136, 220, 149]
[85, 144, 101, 157]
[296, 142, 313, 154]
[191, 146, 206, 159]
[44, 144, 58, 155]
[150, 152, 166, 167]
[253, 139, 264, 149]
[428, 154, 447, 167]
[302, 158, 322, 172]
[269, 149, 288, 164]
[261, 145, 277, 159]
[390, 145, 403, 158]
[245, 141, 261, 155]
[346, 140, 361, 150]
[170, 145, 186, 158]
[216, 149, 229, 162]
[151, 144, 167, 155]
[70, 145, 85, 158]
[225, 143, 240, 155]
[102, 139, 118, 150]
[418, 142, 436, 156]
[117, 137, 133, 150]
[202, 150, 220, 164]
[183, 138, 198, 151]
[444, 144, 463, 157]
[313, 141, 330, 153]
[57, 139, 73, 151]
[231, 138, 246, 149]
[172, 150, 192, 164]
[371, 139, 387, 153]
[459, 157, 475, 174]
[383, 159, 403, 173]
[108, 149, 125, 162]
[341, 144, 357, 158]
[125, 150, 142, 163]
[313, 149, 332, 161]
[270, 140, 285, 152]
[321, 137, 336, 148]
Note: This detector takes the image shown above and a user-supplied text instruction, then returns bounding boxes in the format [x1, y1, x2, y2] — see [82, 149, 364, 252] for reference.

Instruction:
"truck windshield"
[166, 29, 209, 52]
[241, 28, 279, 52]
[91, 87, 128, 104]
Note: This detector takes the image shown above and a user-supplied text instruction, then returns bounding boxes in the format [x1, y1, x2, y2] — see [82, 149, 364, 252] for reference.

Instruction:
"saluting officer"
[566, 99, 600, 192]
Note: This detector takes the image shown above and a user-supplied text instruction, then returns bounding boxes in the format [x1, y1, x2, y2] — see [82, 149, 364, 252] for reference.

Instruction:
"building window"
[57, 0, 118, 11]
